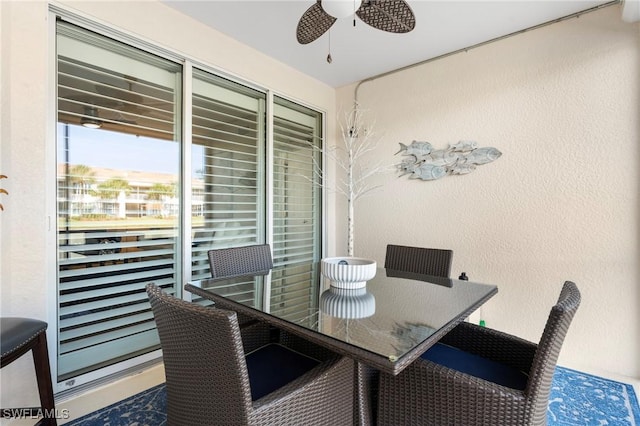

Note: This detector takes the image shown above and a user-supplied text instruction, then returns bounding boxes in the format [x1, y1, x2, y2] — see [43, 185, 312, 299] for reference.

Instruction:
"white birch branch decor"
[395, 140, 502, 181]
[305, 106, 387, 257]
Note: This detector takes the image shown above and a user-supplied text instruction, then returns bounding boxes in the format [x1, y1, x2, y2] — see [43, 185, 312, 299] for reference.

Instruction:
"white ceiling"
[162, 1, 616, 88]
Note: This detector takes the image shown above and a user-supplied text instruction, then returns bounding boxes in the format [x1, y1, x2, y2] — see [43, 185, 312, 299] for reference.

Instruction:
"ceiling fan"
[296, 0, 416, 45]
[79, 105, 138, 129]
[62, 78, 148, 128]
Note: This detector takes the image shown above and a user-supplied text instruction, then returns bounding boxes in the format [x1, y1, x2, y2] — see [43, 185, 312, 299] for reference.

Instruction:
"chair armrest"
[378, 357, 529, 424]
[185, 283, 259, 327]
[252, 356, 354, 420]
[184, 284, 273, 353]
[439, 322, 538, 374]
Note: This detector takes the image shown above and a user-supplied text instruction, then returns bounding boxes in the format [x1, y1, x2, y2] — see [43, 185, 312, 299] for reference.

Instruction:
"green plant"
[91, 177, 131, 200]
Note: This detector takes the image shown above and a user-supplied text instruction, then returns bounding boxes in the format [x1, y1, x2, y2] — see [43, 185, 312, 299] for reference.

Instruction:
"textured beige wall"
[337, 4, 639, 379]
[0, 0, 52, 411]
[0, 0, 336, 407]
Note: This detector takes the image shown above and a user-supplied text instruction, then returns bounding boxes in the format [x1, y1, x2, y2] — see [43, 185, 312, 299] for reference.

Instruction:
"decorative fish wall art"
[395, 140, 502, 181]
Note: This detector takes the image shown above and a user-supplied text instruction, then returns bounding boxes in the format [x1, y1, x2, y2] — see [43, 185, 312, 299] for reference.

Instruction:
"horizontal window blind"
[57, 23, 178, 141]
[56, 21, 181, 380]
[271, 98, 323, 324]
[190, 69, 266, 286]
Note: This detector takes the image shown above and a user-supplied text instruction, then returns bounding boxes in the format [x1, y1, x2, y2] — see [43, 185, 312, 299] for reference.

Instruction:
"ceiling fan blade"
[95, 83, 145, 108]
[296, 1, 337, 44]
[83, 105, 139, 126]
[356, 0, 416, 34]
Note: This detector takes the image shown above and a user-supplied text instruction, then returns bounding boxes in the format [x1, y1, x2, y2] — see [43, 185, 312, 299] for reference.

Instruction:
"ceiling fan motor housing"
[297, 0, 415, 45]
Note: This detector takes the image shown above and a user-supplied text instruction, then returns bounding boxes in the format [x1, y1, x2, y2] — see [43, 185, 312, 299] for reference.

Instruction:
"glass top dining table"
[186, 267, 498, 376]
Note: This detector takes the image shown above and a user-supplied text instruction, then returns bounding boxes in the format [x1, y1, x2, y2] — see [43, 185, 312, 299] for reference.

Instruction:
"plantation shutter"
[189, 69, 267, 307]
[56, 22, 182, 380]
[271, 97, 323, 323]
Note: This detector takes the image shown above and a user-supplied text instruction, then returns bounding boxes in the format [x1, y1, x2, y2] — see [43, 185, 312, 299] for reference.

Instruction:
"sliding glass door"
[190, 70, 266, 281]
[56, 22, 182, 380]
[189, 70, 267, 308]
[271, 97, 323, 323]
[55, 18, 324, 386]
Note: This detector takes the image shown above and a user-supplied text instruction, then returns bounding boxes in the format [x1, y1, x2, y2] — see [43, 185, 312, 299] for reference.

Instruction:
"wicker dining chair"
[202, 244, 274, 345]
[208, 244, 273, 280]
[146, 283, 353, 426]
[384, 244, 453, 277]
[198, 243, 338, 359]
[377, 281, 581, 426]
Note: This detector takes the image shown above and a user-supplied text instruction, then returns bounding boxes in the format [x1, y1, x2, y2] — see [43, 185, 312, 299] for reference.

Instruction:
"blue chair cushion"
[421, 343, 529, 390]
[245, 343, 320, 400]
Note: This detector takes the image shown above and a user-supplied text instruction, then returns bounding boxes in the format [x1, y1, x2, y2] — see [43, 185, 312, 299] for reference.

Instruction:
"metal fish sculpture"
[395, 140, 501, 181]
[464, 147, 502, 165]
[449, 140, 478, 152]
[395, 140, 432, 158]
[426, 149, 459, 167]
[410, 162, 447, 181]
[450, 163, 476, 175]
[396, 158, 418, 176]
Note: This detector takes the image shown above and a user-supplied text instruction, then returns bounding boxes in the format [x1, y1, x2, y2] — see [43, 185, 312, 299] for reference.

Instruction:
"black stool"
[1, 317, 57, 425]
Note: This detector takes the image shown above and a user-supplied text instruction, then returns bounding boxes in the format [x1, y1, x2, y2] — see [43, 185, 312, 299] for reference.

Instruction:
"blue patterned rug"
[549, 367, 639, 425]
[66, 366, 639, 425]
